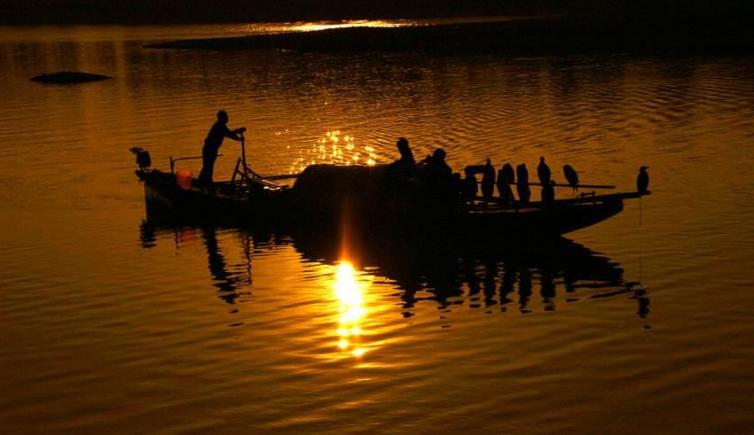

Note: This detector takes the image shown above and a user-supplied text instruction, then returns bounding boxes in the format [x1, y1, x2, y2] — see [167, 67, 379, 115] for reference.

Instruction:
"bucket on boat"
[176, 169, 193, 190]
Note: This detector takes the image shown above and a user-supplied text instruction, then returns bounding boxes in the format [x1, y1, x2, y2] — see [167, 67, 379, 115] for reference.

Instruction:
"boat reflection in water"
[139, 219, 650, 325]
[291, 226, 650, 320]
[140, 221, 253, 306]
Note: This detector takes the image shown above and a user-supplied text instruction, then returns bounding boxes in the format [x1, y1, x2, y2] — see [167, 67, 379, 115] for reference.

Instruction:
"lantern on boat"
[176, 169, 193, 190]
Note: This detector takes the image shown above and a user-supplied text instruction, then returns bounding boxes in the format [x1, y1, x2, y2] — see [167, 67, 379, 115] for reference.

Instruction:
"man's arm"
[225, 126, 247, 141]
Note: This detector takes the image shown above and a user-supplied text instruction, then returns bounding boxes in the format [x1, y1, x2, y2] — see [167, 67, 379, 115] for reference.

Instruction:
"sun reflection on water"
[246, 20, 411, 35]
[286, 20, 405, 33]
[334, 261, 372, 358]
[289, 130, 378, 173]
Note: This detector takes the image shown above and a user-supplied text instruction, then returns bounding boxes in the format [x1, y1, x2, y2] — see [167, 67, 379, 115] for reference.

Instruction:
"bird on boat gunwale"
[537, 156, 551, 185]
[563, 164, 579, 191]
[637, 166, 650, 194]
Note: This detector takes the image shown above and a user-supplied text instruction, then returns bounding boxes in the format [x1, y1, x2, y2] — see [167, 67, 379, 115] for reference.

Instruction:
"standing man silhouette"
[198, 110, 246, 190]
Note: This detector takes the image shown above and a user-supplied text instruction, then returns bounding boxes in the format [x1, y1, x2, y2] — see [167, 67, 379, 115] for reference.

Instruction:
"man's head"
[217, 110, 229, 123]
[433, 148, 446, 161]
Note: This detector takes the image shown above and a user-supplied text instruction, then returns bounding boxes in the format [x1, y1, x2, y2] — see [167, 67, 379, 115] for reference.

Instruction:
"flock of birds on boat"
[458, 154, 649, 205]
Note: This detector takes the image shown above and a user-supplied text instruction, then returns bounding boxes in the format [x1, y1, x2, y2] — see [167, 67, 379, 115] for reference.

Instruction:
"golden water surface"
[1, 22, 753, 433]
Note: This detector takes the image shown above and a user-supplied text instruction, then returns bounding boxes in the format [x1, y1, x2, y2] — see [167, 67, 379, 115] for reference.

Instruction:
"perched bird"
[481, 158, 496, 200]
[501, 163, 515, 185]
[563, 164, 579, 191]
[537, 156, 551, 185]
[129, 146, 151, 169]
[516, 163, 531, 204]
[497, 163, 516, 204]
[637, 166, 650, 194]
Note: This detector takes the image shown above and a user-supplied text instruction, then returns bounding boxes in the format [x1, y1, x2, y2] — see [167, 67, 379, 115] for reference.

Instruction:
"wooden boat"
[133, 145, 649, 239]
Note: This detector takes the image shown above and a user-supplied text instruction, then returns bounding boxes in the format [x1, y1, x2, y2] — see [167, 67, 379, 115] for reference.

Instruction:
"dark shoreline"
[145, 16, 754, 56]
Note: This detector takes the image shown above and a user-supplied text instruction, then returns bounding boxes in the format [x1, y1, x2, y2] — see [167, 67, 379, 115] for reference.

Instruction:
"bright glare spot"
[286, 20, 404, 33]
[334, 261, 371, 358]
[335, 262, 363, 305]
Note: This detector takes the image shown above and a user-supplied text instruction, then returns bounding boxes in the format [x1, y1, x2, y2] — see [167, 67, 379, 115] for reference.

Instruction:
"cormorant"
[537, 156, 551, 185]
[563, 164, 579, 191]
[497, 163, 515, 204]
[501, 163, 515, 185]
[516, 163, 531, 204]
[129, 147, 151, 169]
[637, 166, 650, 194]
[481, 158, 496, 200]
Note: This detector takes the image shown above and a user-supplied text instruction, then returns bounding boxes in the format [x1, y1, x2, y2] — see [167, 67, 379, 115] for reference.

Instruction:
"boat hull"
[459, 200, 624, 241]
[137, 169, 286, 224]
[136, 168, 637, 238]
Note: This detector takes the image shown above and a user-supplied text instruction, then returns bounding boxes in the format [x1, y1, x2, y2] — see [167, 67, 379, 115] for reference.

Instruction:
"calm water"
[1, 23, 754, 433]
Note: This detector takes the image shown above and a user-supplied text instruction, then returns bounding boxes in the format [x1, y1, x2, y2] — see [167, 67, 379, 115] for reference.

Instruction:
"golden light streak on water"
[267, 20, 407, 34]
[289, 130, 378, 172]
[333, 261, 372, 359]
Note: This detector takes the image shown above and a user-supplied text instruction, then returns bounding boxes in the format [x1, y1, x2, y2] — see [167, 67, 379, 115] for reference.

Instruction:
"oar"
[264, 173, 301, 181]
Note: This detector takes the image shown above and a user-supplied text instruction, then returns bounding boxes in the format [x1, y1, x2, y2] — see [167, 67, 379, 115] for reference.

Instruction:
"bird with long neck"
[516, 163, 531, 204]
[563, 164, 579, 191]
[481, 158, 496, 200]
[637, 166, 650, 194]
[537, 156, 551, 185]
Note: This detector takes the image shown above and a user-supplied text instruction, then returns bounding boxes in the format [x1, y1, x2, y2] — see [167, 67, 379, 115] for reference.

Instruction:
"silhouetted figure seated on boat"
[542, 180, 556, 205]
[420, 148, 455, 204]
[497, 163, 515, 205]
[396, 137, 416, 167]
[198, 110, 246, 191]
[462, 167, 478, 202]
[516, 163, 531, 204]
[423, 148, 452, 177]
[637, 166, 650, 194]
[481, 158, 496, 200]
[384, 137, 417, 188]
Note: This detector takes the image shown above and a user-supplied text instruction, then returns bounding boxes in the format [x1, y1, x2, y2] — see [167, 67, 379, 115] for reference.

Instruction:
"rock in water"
[30, 71, 111, 84]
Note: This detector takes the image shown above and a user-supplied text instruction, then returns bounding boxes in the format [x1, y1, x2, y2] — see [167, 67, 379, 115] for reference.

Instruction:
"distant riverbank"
[147, 15, 754, 56]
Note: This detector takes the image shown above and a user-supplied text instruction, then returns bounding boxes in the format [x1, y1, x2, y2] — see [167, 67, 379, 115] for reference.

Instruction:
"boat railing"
[501, 181, 616, 189]
[229, 157, 299, 191]
[468, 190, 648, 212]
[169, 154, 223, 174]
